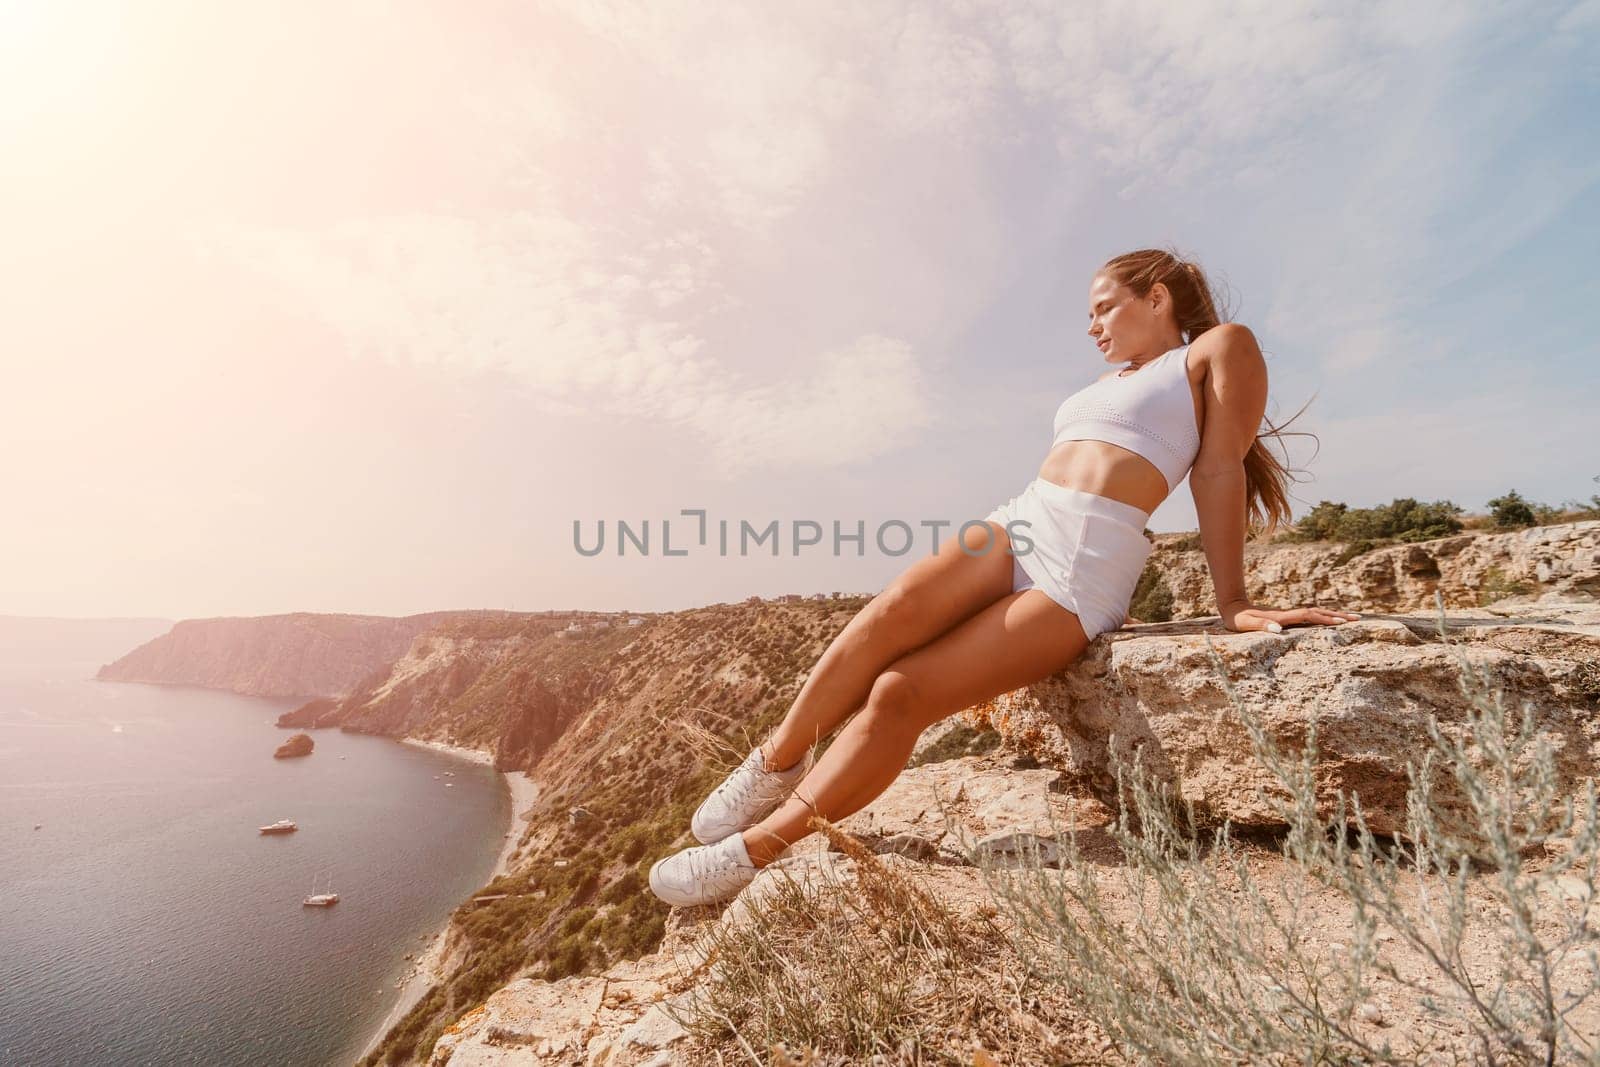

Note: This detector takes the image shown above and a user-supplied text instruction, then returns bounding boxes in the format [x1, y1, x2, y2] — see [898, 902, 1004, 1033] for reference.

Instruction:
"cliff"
[94, 609, 520, 699]
[83, 520, 1596, 1062]
[274, 614, 633, 771]
[379, 599, 1600, 1065]
[359, 522, 1599, 1065]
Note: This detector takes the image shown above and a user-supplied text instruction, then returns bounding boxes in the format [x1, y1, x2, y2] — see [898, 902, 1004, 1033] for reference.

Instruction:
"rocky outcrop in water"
[273, 733, 314, 759]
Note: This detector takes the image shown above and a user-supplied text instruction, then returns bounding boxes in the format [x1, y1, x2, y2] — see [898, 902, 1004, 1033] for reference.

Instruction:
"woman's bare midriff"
[1034, 351, 1208, 518]
[1036, 442, 1168, 517]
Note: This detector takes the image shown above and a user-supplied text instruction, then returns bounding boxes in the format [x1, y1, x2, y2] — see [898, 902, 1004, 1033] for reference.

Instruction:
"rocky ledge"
[989, 599, 1600, 836]
[1152, 518, 1600, 616]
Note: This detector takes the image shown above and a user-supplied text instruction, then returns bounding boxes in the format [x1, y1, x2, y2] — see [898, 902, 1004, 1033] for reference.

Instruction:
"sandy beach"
[399, 736, 496, 766]
[358, 763, 541, 1061]
[494, 770, 542, 878]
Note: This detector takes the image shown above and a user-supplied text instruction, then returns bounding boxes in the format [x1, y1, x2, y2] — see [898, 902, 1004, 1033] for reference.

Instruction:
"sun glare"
[0, 1, 128, 132]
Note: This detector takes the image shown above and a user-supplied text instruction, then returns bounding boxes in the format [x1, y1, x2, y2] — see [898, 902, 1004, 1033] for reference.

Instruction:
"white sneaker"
[691, 744, 814, 845]
[649, 830, 760, 907]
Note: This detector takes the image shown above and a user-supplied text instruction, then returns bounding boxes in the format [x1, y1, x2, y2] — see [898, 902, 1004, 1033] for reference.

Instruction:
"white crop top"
[1050, 343, 1202, 493]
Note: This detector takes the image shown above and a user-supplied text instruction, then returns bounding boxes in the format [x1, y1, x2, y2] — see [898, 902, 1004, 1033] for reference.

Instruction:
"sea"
[0, 619, 508, 1066]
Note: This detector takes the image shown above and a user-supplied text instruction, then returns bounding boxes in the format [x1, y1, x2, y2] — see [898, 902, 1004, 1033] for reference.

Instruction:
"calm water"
[0, 647, 508, 1066]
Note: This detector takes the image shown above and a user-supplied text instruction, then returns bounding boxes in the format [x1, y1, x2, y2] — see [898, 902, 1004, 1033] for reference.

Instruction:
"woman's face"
[1085, 273, 1170, 362]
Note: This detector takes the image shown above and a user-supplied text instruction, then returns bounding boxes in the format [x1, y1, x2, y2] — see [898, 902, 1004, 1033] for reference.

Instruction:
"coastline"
[399, 736, 496, 766]
[357, 755, 541, 1061]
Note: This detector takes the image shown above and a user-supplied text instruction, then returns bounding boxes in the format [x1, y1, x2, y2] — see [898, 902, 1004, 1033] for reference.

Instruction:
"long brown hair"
[1099, 246, 1314, 541]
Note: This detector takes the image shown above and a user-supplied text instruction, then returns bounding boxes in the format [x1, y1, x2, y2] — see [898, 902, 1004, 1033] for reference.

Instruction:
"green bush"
[1281, 498, 1464, 544]
[545, 936, 587, 979]
[1488, 489, 1538, 529]
[600, 869, 642, 904]
[1331, 538, 1379, 567]
[559, 906, 595, 936]
[613, 824, 652, 864]
[1128, 564, 1175, 622]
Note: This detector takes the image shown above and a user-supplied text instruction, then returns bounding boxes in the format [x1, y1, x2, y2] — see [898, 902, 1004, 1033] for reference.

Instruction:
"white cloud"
[187, 1, 1028, 478]
[986, 0, 1538, 196]
[185, 1, 1598, 489]
[689, 334, 934, 478]
[192, 211, 932, 476]
[192, 212, 718, 396]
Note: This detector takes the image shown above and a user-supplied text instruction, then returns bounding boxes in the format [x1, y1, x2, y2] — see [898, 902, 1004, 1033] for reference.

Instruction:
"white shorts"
[983, 478, 1155, 641]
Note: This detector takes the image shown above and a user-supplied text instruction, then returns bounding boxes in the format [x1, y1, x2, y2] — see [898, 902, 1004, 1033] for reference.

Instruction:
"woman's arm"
[1189, 324, 1265, 625]
[1189, 324, 1358, 633]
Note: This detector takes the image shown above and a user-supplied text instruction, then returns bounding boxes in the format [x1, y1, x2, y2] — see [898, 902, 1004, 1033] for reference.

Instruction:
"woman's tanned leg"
[742, 587, 1092, 866]
[757, 522, 1015, 772]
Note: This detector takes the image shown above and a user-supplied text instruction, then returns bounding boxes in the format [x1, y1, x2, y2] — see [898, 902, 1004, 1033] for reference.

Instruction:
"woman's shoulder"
[1190, 322, 1264, 378]
[1191, 322, 1260, 356]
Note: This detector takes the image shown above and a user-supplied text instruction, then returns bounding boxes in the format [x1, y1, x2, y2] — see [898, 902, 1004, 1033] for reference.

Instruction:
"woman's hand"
[1123, 613, 1142, 627]
[1223, 602, 1360, 633]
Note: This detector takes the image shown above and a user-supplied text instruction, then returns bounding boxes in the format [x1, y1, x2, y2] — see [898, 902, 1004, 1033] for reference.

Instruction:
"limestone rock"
[1151, 520, 1600, 618]
[988, 608, 1600, 835]
[872, 833, 942, 862]
[428, 932, 699, 1065]
[971, 830, 1061, 868]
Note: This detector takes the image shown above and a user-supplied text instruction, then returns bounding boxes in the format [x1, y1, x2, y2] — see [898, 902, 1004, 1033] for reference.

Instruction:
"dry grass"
[977, 591, 1600, 1065]
[664, 816, 1111, 1065]
[657, 712, 754, 778]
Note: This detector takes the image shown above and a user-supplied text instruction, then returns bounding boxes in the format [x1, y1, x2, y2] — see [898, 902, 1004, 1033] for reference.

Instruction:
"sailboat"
[302, 872, 340, 907]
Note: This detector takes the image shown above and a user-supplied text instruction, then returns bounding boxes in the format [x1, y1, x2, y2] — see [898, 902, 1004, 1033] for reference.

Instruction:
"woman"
[650, 248, 1360, 907]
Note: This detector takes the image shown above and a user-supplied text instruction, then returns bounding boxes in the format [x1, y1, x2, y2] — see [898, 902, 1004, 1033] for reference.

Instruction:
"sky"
[2, 0, 1597, 620]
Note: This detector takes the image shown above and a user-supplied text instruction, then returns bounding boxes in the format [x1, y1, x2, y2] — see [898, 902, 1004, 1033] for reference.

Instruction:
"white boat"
[259, 819, 298, 835]
[302, 873, 340, 907]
